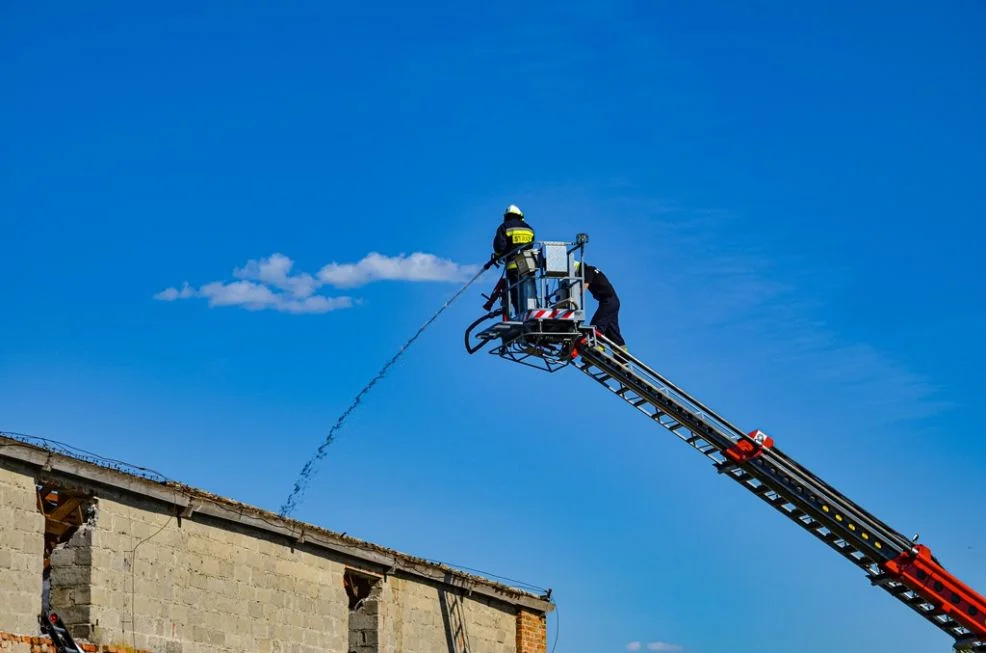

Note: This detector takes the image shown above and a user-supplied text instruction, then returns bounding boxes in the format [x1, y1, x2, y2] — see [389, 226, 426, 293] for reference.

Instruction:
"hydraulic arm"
[575, 334, 986, 652]
[466, 233, 986, 651]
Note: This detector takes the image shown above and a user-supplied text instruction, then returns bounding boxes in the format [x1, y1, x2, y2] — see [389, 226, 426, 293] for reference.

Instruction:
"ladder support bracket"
[724, 429, 774, 464]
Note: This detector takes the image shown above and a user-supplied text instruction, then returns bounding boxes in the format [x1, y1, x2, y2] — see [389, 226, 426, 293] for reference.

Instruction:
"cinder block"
[51, 564, 89, 588]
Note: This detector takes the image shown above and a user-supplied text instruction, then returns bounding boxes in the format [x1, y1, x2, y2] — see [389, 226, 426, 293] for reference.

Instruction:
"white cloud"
[318, 252, 479, 288]
[154, 251, 476, 314]
[626, 643, 642, 651]
[195, 280, 353, 314]
[153, 282, 195, 301]
[233, 253, 319, 298]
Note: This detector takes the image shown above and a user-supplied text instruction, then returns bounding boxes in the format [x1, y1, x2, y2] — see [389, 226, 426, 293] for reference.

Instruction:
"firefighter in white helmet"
[491, 205, 534, 265]
[490, 204, 536, 317]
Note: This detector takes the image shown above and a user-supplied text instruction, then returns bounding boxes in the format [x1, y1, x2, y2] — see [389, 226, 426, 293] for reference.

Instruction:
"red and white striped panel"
[526, 309, 576, 320]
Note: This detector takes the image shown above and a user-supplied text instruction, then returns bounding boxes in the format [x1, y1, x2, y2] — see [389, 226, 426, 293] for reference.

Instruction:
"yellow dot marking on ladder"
[849, 524, 856, 531]
[836, 514, 843, 522]
[875, 542, 883, 549]
[822, 505, 830, 513]
[862, 533, 870, 540]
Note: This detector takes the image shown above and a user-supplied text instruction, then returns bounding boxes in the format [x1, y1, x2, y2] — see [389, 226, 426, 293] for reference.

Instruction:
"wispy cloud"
[153, 279, 354, 314]
[317, 252, 479, 288]
[627, 642, 683, 652]
[154, 251, 477, 314]
[153, 284, 196, 302]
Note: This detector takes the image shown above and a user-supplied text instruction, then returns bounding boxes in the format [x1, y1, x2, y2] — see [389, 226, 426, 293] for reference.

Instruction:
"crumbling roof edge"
[0, 435, 554, 613]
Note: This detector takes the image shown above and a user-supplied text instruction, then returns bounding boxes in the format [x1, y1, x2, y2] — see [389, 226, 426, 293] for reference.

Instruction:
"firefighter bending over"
[578, 261, 627, 352]
[490, 204, 536, 316]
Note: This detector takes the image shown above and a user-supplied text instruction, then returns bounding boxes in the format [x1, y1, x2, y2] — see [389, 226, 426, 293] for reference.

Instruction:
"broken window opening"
[344, 569, 379, 611]
[36, 484, 93, 612]
[344, 569, 381, 653]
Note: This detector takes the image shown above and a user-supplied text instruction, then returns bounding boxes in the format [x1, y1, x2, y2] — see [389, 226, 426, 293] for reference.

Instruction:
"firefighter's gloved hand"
[487, 253, 501, 269]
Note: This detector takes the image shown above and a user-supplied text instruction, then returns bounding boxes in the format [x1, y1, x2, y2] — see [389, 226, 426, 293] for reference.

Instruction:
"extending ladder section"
[39, 610, 84, 653]
[572, 334, 986, 652]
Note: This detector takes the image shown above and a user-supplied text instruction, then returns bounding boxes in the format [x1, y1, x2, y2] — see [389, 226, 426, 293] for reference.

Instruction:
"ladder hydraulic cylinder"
[883, 544, 986, 640]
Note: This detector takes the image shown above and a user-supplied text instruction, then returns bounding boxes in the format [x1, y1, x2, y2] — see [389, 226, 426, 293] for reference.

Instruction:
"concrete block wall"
[378, 577, 516, 653]
[49, 524, 95, 639]
[457, 589, 516, 653]
[0, 461, 45, 635]
[0, 440, 552, 653]
[63, 493, 350, 653]
[41, 491, 542, 653]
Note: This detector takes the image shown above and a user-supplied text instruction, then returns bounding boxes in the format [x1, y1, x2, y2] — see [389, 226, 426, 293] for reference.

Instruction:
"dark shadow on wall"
[439, 583, 471, 653]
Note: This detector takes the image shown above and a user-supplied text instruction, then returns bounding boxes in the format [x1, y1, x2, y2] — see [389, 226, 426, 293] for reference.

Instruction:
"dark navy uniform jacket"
[493, 217, 535, 267]
[582, 263, 617, 301]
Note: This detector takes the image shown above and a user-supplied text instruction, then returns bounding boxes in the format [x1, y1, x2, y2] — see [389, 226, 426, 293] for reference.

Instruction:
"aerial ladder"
[39, 608, 84, 653]
[465, 234, 986, 652]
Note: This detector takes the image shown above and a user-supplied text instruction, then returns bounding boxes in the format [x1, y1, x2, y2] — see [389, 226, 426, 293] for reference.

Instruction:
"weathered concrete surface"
[61, 492, 350, 653]
[49, 522, 95, 639]
[0, 459, 45, 635]
[0, 437, 551, 614]
[378, 577, 516, 653]
[0, 435, 553, 653]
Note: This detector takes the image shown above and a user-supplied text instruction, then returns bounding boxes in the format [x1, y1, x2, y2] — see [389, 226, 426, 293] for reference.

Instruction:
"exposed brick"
[516, 610, 547, 653]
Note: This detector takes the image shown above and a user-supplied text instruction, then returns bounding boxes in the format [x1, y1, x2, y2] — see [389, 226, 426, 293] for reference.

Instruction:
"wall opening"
[35, 482, 96, 640]
[36, 484, 92, 611]
[344, 569, 381, 653]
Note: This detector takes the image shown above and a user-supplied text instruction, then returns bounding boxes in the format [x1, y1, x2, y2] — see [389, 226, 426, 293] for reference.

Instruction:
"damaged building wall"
[0, 459, 45, 635]
[0, 438, 554, 653]
[48, 524, 95, 640]
[53, 491, 351, 653]
[56, 492, 524, 653]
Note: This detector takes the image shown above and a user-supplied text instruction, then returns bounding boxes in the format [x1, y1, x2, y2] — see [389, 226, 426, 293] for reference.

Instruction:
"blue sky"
[2, 1, 985, 651]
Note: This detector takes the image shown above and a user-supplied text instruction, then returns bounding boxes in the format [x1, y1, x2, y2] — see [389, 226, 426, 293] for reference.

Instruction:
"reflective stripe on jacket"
[493, 217, 535, 269]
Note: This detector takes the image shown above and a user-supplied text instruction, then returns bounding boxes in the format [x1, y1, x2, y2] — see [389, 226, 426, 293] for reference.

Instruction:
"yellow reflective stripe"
[505, 227, 534, 244]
